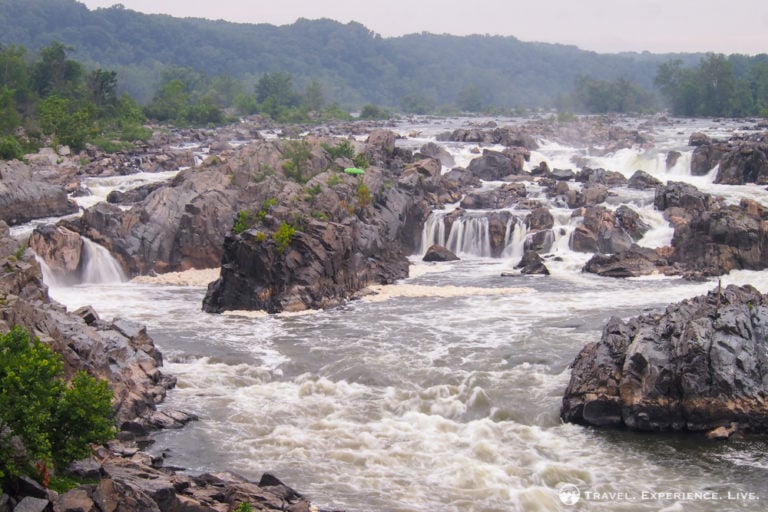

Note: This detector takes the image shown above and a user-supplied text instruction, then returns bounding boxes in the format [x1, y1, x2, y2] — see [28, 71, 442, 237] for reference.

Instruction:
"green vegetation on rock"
[0, 326, 115, 490]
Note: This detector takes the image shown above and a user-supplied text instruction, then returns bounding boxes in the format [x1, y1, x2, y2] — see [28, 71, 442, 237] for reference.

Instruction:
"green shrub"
[232, 210, 255, 234]
[322, 139, 356, 160]
[0, 136, 23, 160]
[273, 222, 296, 253]
[0, 327, 115, 486]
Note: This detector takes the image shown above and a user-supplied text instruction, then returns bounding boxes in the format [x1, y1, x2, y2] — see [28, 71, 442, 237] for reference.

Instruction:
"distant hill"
[0, 0, 704, 108]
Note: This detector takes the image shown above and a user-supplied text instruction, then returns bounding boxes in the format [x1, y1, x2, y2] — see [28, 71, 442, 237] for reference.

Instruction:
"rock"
[515, 251, 549, 275]
[467, 148, 526, 180]
[12, 497, 50, 512]
[666, 150, 682, 170]
[418, 141, 455, 167]
[562, 285, 768, 432]
[366, 129, 397, 153]
[688, 132, 711, 146]
[654, 181, 713, 214]
[525, 207, 554, 231]
[627, 170, 662, 190]
[570, 206, 633, 254]
[459, 183, 526, 209]
[0, 161, 78, 226]
[29, 225, 83, 274]
[706, 424, 738, 441]
[57, 488, 96, 512]
[690, 141, 728, 176]
[106, 182, 164, 205]
[669, 197, 768, 276]
[714, 143, 768, 185]
[582, 245, 668, 277]
[614, 205, 650, 240]
[576, 168, 628, 187]
[551, 168, 575, 181]
[423, 245, 459, 262]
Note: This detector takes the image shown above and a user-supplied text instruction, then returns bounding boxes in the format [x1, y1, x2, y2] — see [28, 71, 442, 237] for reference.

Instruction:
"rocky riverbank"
[0, 223, 329, 512]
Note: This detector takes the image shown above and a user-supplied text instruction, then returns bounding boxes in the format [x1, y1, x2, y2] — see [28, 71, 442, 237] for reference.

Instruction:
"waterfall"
[420, 213, 448, 253]
[445, 217, 492, 257]
[502, 218, 527, 262]
[81, 238, 127, 283]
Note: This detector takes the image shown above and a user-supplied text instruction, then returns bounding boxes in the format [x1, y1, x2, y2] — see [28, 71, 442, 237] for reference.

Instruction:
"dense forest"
[1, 0, 767, 149]
[0, 0, 706, 110]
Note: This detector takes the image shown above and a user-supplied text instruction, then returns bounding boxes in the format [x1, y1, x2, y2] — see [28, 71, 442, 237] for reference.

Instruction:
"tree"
[87, 69, 118, 111]
[0, 326, 115, 485]
[31, 42, 84, 98]
[255, 71, 300, 108]
[303, 79, 325, 111]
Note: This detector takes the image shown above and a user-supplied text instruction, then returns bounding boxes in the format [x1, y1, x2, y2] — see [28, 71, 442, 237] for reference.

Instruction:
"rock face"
[562, 285, 768, 432]
[204, 132, 443, 313]
[0, 160, 79, 226]
[467, 148, 528, 180]
[715, 142, 768, 185]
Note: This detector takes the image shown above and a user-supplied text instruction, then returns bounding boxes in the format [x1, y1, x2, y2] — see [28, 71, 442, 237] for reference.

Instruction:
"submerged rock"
[423, 244, 460, 262]
[561, 284, 768, 433]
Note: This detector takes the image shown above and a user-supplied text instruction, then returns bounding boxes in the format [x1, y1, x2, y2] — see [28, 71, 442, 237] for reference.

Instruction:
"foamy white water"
[35, 116, 768, 512]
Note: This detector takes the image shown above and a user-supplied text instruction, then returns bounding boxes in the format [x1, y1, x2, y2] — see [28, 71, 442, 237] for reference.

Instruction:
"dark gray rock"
[562, 285, 768, 432]
[423, 245, 459, 262]
[715, 143, 768, 185]
[515, 251, 550, 275]
[627, 170, 662, 190]
[582, 245, 668, 278]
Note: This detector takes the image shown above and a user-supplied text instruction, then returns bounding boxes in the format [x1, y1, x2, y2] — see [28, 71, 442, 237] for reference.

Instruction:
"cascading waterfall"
[446, 216, 492, 257]
[501, 218, 527, 261]
[38, 237, 127, 286]
[80, 237, 127, 283]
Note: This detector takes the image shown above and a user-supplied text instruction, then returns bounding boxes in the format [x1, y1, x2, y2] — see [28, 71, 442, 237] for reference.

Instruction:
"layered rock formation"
[203, 132, 443, 313]
[561, 284, 768, 433]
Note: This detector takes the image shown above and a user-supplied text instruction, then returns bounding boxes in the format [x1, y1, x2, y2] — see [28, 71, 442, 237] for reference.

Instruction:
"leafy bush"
[0, 326, 115, 487]
[232, 210, 256, 234]
[0, 136, 23, 160]
[322, 139, 356, 160]
[273, 222, 296, 253]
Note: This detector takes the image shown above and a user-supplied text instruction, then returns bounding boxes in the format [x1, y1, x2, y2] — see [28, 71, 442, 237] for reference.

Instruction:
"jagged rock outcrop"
[562, 285, 768, 432]
[203, 133, 448, 314]
[0, 160, 79, 226]
[715, 141, 768, 185]
[570, 205, 635, 254]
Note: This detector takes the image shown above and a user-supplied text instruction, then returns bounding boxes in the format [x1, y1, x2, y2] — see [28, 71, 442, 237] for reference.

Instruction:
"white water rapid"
[31, 116, 768, 512]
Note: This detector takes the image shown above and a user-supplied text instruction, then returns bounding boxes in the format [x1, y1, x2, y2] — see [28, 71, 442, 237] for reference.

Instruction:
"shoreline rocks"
[561, 284, 768, 433]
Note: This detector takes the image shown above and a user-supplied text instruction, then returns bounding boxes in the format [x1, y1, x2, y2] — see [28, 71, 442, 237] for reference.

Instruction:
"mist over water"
[40, 117, 768, 511]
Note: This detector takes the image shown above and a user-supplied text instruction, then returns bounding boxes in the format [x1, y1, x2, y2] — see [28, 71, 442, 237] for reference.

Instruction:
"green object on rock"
[344, 167, 365, 175]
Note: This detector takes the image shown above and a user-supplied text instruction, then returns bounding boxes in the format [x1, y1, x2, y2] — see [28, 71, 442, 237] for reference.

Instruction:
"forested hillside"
[0, 0, 701, 108]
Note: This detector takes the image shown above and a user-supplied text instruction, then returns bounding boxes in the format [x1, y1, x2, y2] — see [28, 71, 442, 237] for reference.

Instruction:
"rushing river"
[37, 116, 768, 511]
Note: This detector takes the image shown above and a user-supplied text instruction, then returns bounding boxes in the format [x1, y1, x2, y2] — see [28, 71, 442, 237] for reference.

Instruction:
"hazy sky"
[79, 0, 768, 55]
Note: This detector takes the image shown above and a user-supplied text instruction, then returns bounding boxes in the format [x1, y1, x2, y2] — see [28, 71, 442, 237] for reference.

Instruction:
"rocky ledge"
[561, 284, 768, 434]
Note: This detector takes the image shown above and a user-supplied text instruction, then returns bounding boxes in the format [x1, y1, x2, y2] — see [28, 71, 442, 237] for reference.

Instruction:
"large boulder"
[715, 143, 768, 185]
[562, 285, 768, 432]
[0, 161, 78, 226]
[467, 148, 527, 180]
[423, 244, 459, 262]
[570, 206, 634, 254]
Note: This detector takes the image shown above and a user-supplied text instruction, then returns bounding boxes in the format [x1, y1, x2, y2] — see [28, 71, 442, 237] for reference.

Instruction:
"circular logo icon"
[559, 484, 581, 505]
